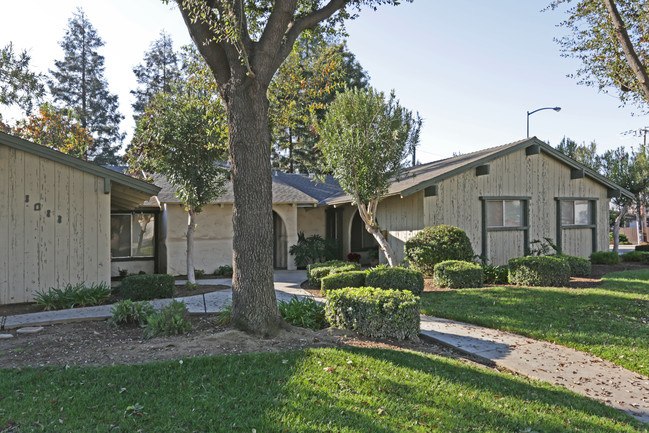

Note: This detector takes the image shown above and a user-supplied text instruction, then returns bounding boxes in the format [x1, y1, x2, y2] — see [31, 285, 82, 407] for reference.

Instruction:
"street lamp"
[527, 106, 561, 138]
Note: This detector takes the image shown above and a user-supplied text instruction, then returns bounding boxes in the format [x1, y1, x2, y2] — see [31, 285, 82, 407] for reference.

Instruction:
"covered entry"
[273, 211, 288, 269]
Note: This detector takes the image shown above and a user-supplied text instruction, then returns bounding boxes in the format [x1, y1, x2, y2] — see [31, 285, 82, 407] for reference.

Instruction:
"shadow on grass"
[2, 348, 644, 432]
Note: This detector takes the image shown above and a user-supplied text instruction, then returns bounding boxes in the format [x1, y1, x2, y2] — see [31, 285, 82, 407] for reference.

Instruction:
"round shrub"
[508, 256, 570, 287]
[589, 251, 620, 265]
[321, 271, 366, 293]
[554, 254, 591, 277]
[404, 225, 475, 275]
[365, 267, 425, 295]
[481, 264, 509, 285]
[433, 260, 483, 289]
[620, 251, 649, 263]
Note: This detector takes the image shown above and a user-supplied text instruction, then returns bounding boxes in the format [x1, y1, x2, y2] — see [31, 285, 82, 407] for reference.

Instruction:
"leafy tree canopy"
[555, 136, 602, 171]
[0, 42, 45, 115]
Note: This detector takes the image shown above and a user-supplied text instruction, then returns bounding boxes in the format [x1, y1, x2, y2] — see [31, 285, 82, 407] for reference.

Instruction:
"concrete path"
[2, 270, 648, 424]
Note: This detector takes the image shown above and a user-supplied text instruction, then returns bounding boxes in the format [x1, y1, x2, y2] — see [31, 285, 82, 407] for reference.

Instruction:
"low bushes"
[109, 300, 155, 326]
[433, 261, 483, 289]
[508, 256, 570, 287]
[321, 271, 366, 293]
[325, 287, 420, 340]
[308, 260, 360, 288]
[554, 254, 591, 277]
[215, 265, 233, 277]
[481, 264, 509, 285]
[278, 296, 327, 330]
[366, 267, 424, 295]
[144, 300, 191, 338]
[34, 282, 112, 311]
[620, 251, 649, 263]
[119, 274, 175, 301]
[635, 244, 649, 252]
[404, 225, 474, 275]
[589, 251, 620, 265]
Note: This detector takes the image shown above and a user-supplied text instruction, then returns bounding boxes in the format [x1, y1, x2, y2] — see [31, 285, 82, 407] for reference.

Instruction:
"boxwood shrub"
[404, 225, 474, 275]
[307, 260, 357, 287]
[119, 274, 175, 301]
[433, 260, 483, 289]
[321, 271, 366, 293]
[554, 254, 591, 277]
[620, 251, 649, 262]
[508, 256, 570, 287]
[481, 264, 509, 285]
[589, 251, 620, 265]
[635, 244, 649, 252]
[325, 287, 420, 340]
[365, 267, 424, 296]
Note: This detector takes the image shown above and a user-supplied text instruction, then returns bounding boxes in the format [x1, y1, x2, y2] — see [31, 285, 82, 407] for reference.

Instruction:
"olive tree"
[318, 87, 420, 267]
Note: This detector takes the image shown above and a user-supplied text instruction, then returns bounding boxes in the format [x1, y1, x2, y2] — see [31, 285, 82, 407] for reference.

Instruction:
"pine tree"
[49, 8, 123, 164]
[131, 31, 181, 121]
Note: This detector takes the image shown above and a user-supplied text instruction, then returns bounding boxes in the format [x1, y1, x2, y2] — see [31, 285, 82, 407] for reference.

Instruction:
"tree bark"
[356, 200, 397, 267]
[613, 204, 628, 252]
[368, 225, 398, 267]
[602, 0, 649, 103]
[223, 78, 283, 335]
[187, 207, 197, 284]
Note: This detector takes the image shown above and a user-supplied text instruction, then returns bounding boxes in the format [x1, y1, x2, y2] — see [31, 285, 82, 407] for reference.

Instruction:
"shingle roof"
[323, 137, 634, 205]
[153, 171, 342, 205]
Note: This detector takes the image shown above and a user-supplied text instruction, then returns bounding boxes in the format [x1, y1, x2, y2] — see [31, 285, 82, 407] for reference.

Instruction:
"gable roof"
[324, 137, 634, 205]
[153, 171, 342, 206]
[0, 132, 160, 209]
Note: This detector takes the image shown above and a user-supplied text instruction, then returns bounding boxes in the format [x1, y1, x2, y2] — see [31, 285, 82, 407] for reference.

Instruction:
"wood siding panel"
[376, 192, 423, 263]
[0, 146, 9, 304]
[562, 229, 592, 257]
[22, 153, 40, 300]
[69, 169, 85, 284]
[488, 231, 525, 266]
[83, 174, 99, 282]
[38, 158, 56, 292]
[7, 149, 25, 303]
[55, 165, 71, 286]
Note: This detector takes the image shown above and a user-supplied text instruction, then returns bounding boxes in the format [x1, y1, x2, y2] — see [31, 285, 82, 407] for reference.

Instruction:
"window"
[487, 200, 523, 228]
[111, 213, 155, 259]
[561, 200, 592, 226]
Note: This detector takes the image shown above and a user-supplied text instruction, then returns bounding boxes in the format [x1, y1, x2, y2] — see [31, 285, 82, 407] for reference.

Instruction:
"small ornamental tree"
[128, 50, 228, 284]
[318, 87, 421, 267]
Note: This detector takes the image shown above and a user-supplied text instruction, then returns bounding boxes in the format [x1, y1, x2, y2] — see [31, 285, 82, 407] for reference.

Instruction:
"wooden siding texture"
[417, 148, 609, 265]
[0, 145, 110, 304]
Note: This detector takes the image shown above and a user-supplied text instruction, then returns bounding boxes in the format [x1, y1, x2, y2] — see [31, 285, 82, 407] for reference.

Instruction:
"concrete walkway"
[2, 270, 648, 424]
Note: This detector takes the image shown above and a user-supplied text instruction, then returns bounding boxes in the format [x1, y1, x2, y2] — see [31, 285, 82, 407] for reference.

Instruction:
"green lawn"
[420, 269, 649, 376]
[1, 347, 645, 432]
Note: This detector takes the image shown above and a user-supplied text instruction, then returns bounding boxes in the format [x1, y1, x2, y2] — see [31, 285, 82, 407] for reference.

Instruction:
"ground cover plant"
[420, 269, 649, 376]
[34, 282, 112, 310]
[278, 296, 328, 330]
[1, 347, 644, 432]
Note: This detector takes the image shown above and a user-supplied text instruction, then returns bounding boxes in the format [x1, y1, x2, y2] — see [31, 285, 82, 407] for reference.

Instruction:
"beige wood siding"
[417, 148, 609, 265]
[0, 145, 110, 304]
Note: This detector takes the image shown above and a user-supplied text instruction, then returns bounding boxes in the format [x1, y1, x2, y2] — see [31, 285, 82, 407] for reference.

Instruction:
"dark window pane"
[561, 201, 574, 225]
[487, 201, 503, 227]
[111, 215, 131, 258]
[132, 214, 155, 257]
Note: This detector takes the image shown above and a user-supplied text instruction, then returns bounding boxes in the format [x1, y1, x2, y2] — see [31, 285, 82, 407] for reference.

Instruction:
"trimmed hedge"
[482, 264, 509, 285]
[404, 225, 474, 275]
[433, 260, 483, 289]
[620, 251, 649, 263]
[325, 287, 420, 340]
[307, 260, 354, 287]
[321, 271, 366, 293]
[119, 274, 175, 301]
[365, 267, 424, 296]
[554, 254, 591, 277]
[508, 256, 570, 287]
[635, 244, 649, 252]
[589, 251, 620, 265]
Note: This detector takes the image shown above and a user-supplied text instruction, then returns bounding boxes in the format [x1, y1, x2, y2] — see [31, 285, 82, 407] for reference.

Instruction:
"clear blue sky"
[1, 0, 647, 162]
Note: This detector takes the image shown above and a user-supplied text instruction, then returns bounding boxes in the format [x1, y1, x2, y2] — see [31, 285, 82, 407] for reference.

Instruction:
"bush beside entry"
[433, 260, 483, 289]
[120, 274, 175, 301]
[365, 267, 424, 296]
[321, 271, 366, 293]
[508, 256, 570, 287]
[404, 225, 474, 275]
[325, 287, 420, 340]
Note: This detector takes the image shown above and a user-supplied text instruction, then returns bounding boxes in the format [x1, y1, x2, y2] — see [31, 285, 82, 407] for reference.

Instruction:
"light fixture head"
[553, 107, 562, 112]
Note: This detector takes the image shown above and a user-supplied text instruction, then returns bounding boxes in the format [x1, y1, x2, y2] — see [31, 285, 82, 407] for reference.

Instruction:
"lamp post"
[527, 106, 561, 138]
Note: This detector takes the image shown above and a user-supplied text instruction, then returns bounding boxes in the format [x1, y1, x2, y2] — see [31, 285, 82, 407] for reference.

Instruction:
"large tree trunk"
[613, 204, 628, 253]
[223, 79, 283, 336]
[368, 225, 398, 267]
[187, 207, 197, 284]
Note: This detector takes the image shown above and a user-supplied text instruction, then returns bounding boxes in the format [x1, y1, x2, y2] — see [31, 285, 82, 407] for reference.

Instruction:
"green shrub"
[278, 296, 328, 330]
[365, 267, 424, 296]
[144, 300, 191, 338]
[194, 269, 205, 278]
[635, 244, 649, 252]
[321, 271, 366, 293]
[620, 251, 649, 262]
[404, 225, 474, 275]
[119, 274, 175, 301]
[109, 300, 155, 326]
[289, 232, 338, 268]
[481, 264, 509, 285]
[216, 304, 232, 326]
[215, 265, 233, 277]
[508, 256, 570, 287]
[325, 287, 420, 340]
[589, 251, 620, 265]
[554, 254, 591, 277]
[610, 231, 630, 244]
[34, 282, 112, 311]
[433, 260, 483, 289]
[308, 261, 360, 288]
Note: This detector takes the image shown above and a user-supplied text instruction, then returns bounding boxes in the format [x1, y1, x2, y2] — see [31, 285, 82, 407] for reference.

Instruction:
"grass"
[420, 269, 649, 376]
[1, 347, 645, 432]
